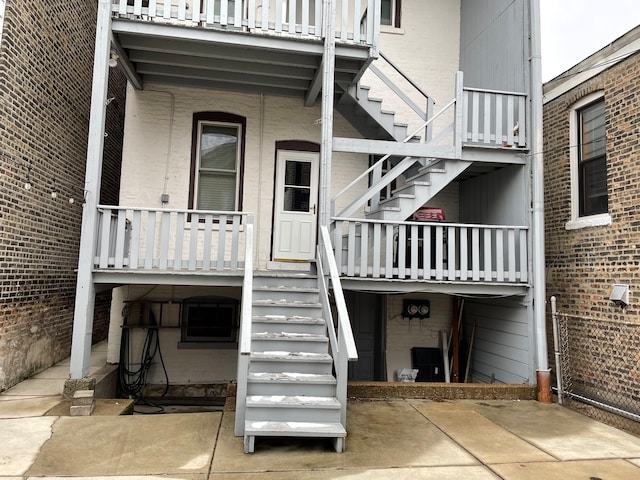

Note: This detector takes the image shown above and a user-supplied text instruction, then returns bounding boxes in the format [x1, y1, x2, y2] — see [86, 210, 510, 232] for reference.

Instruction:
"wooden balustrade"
[114, 0, 379, 46]
[332, 217, 529, 283]
[94, 206, 251, 273]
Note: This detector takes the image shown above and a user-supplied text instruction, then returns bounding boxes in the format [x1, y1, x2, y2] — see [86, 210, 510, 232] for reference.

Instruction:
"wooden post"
[319, 0, 336, 229]
[451, 297, 459, 383]
[69, 0, 112, 379]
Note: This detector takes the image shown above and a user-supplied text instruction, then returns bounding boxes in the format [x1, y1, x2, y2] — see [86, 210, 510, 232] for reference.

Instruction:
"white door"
[273, 150, 319, 261]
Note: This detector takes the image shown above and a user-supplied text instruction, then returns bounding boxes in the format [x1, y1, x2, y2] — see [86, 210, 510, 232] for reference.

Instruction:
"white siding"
[459, 0, 529, 92]
[463, 297, 534, 384]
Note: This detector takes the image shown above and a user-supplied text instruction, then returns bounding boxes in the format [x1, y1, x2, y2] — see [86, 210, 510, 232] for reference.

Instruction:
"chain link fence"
[551, 302, 640, 435]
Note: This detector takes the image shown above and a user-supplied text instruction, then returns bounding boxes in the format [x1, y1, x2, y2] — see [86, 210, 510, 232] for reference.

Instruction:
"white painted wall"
[385, 293, 451, 381]
[119, 84, 367, 270]
[362, 0, 461, 139]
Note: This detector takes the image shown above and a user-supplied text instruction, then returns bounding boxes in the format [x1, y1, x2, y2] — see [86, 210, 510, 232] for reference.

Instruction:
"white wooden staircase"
[241, 275, 347, 453]
[333, 58, 471, 222]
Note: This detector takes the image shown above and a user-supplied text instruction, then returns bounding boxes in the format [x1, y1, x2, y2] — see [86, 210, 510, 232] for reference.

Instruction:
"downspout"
[529, 0, 550, 401]
[319, 0, 336, 229]
[69, 0, 112, 379]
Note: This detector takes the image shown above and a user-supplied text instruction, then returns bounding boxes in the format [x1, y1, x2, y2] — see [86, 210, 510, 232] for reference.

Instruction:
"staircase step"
[252, 315, 326, 334]
[252, 286, 319, 303]
[247, 372, 336, 396]
[249, 351, 333, 374]
[246, 395, 340, 409]
[251, 332, 329, 354]
[252, 300, 323, 317]
[244, 420, 346, 453]
[251, 351, 332, 362]
[245, 395, 342, 422]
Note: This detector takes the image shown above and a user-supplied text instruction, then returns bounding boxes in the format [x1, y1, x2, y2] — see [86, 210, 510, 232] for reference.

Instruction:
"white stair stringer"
[242, 275, 346, 454]
[367, 158, 473, 222]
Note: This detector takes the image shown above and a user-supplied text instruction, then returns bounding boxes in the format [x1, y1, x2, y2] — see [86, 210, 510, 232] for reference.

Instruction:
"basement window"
[179, 296, 238, 349]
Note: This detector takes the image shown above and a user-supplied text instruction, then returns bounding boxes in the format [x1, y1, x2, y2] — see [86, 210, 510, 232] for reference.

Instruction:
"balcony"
[110, 0, 379, 98]
[92, 206, 528, 293]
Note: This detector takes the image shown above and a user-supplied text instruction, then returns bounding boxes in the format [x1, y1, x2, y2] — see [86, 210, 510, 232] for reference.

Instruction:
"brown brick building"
[543, 25, 640, 428]
[0, 1, 126, 390]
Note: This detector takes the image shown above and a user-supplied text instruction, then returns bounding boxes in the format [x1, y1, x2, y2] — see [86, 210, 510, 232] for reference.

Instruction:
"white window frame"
[381, 0, 401, 29]
[194, 120, 242, 212]
[0, 0, 7, 48]
[565, 91, 611, 230]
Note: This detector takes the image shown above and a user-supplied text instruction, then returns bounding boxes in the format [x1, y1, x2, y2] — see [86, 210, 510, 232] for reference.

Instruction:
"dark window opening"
[180, 296, 238, 345]
[578, 99, 607, 216]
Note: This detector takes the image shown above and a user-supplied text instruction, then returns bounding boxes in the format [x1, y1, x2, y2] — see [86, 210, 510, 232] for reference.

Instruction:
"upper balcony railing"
[114, 0, 380, 46]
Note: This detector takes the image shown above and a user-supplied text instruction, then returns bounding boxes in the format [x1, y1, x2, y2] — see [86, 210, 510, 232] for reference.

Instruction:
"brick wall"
[544, 52, 640, 408]
[0, 1, 126, 390]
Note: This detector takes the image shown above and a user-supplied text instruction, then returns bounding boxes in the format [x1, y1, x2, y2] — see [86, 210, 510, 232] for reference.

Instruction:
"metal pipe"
[550, 296, 563, 404]
[529, 0, 549, 380]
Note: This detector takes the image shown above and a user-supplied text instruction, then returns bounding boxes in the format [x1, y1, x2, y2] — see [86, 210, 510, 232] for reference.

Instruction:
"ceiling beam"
[137, 64, 311, 90]
[143, 75, 307, 98]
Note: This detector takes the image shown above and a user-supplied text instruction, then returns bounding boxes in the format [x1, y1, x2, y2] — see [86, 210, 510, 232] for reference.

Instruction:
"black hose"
[118, 305, 170, 413]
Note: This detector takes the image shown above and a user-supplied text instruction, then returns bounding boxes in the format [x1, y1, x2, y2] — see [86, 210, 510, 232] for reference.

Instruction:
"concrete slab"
[0, 417, 56, 476]
[490, 459, 640, 479]
[2, 379, 65, 397]
[212, 399, 478, 474]
[472, 400, 640, 460]
[205, 465, 500, 479]
[25, 476, 205, 480]
[409, 400, 555, 464]
[0, 396, 62, 418]
[629, 458, 640, 467]
[31, 366, 71, 379]
[26, 412, 222, 477]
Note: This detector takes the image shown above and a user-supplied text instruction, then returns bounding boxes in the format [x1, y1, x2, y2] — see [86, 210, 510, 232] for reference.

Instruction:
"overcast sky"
[540, 0, 640, 81]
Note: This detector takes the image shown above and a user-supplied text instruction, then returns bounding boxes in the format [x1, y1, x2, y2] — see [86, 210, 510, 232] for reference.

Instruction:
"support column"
[69, 0, 112, 379]
[319, 0, 336, 229]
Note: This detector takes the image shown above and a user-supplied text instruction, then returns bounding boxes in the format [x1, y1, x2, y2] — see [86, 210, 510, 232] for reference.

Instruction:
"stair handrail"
[318, 225, 357, 426]
[239, 214, 254, 355]
[318, 226, 358, 361]
[370, 52, 433, 123]
[235, 213, 254, 436]
[378, 51, 431, 106]
[333, 97, 457, 219]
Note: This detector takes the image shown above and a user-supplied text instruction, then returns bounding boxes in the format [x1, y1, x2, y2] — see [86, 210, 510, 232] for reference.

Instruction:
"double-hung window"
[190, 113, 245, 212]
[577, 99, 607, 216]
[567, 93, 609, 229]
[381, 0, 401, 28]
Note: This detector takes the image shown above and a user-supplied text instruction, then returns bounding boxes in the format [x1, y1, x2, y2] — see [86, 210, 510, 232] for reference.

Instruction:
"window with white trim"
[567, 92, 610, 229]
[0, 0, 7, 48]
[381, 0, 401, 28]
[189, 112, 245, 212]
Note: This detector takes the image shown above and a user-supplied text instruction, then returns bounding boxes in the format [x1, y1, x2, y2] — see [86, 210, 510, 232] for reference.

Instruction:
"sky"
[540, 0, 640, 81]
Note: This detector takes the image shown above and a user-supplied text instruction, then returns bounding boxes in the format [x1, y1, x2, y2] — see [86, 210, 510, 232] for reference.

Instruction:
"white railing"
[234, 216, 254, 436]
[94, 206, 251, 273]
[318, 225, 357, 426]
[113, 0, 380, 46]
[463, 87, 527, 148]
[332, 217, 528, 283]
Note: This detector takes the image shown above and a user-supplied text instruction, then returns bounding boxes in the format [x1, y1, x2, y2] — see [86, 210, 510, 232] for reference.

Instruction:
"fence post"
[550, 296, 563, 404]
